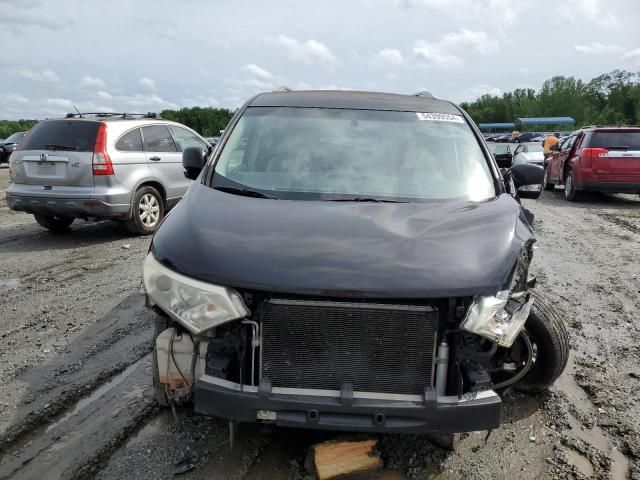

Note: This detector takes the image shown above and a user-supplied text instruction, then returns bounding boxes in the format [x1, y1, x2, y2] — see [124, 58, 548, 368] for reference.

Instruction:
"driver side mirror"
[511, 163, 544, 199]
[183, 147, 206, 180]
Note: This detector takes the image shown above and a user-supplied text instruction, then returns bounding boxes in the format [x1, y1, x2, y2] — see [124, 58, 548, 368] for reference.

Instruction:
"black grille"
[260, 300, 438, 395]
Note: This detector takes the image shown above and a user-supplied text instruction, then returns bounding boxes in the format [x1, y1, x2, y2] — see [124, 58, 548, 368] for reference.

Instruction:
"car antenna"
[73, 104, 82, 118]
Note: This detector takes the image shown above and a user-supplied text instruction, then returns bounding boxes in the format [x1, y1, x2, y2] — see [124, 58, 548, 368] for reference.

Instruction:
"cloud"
[18, 69, 59, 83]
[0, 93, 30, 105]
[46, 98, 74, 110]
[96, 91, 112, 100]
[574, 43, 624, 55]
[270, 35, 338, 66]
[559, 0, 618, 26]
[396, 0, 525, 27]
[622, 48, 640, 64]
[458, 84, 503, 103]
[414, 29, 497, 68]
[181, 95, 220, 108]
[0, 9, 65, 30]
[243, 64, 274, 81]
[375, 48, 405, 65]
[80, 75, 106, 89]
[138, 77, 157, 91]
[0, 0, 40, 7]
[241, 64, 280, 90]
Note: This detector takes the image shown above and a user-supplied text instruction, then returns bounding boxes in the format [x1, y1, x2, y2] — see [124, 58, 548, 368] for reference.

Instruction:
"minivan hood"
[151, 183, 534, 298]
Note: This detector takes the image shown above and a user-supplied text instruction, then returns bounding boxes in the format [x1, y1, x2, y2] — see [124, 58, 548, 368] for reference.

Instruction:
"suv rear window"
[588, 130, 640, 150]
[18, 120, 100, 152]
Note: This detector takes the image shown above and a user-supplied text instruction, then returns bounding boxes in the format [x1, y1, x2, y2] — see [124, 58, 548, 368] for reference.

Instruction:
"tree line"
[160, 107, 235, 137]
[0, 108, 234, 140]
[0, 120, 37, 140]
[3, 71, 640, 139]
[460, 70, 640, 129]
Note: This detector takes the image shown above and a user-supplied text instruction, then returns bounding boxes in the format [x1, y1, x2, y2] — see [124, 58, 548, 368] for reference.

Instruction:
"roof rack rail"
[273, 85, 293, 92]
[64, 112, 162, 119]
[412, 91, 434, 98]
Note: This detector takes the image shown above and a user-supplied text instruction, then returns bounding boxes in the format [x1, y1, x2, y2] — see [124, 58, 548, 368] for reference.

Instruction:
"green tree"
[160, 107, 235, 136]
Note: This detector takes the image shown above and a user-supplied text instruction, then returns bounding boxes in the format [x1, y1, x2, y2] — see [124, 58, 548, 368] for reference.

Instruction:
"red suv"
[543, 126, 640, 201]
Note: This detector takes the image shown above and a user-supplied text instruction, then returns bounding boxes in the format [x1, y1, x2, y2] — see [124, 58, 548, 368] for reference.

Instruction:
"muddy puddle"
[0, 278, 20, 291]
[45, 359, 142, 434]
[556, 357, 630, 479]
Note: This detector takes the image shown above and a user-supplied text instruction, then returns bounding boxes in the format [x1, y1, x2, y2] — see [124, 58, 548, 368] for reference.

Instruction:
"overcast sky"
[1, 0, 640, 120]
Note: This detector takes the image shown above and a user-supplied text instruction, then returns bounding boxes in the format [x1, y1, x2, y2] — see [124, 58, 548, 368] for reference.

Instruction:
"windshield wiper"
[214, 186, 278, 199]
[327, 197, 407, 203]
[44, 144, 78, 151]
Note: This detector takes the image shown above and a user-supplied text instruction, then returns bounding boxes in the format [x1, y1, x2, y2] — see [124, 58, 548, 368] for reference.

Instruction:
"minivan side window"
[170, 126, 207, 151]
[142, 125, 178, 152]
[115, 128, 143, 152]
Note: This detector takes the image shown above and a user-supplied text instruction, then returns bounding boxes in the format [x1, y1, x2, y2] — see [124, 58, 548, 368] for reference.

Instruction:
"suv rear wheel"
[126, 186, 164, 235]
[564, 171, 578, 201]
[542, 165, 554, 191]
[34, 214, 74, 232]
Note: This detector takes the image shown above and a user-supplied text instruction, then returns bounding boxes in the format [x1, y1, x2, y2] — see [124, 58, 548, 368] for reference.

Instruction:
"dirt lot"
[1, 160, 640, 480]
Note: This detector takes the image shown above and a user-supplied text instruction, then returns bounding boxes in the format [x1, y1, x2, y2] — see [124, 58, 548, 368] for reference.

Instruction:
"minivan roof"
[248, 90, 462, 114]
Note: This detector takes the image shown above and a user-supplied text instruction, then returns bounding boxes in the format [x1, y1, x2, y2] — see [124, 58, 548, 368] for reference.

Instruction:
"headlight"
[143, 253, 250, 335]
[460, 291, 533, 347]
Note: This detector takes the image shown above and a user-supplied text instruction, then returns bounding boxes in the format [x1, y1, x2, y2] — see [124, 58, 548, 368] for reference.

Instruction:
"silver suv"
[6, 114, 209, 234]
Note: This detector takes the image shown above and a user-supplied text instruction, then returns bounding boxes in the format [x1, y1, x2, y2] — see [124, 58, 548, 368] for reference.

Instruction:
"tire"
[126, 186, 164, 235]
[152, 313, 170, 407]
[33, 214, 74, 232]
[542, 166, 554, 191]
[429, 432, 461, 451]
[515, 290, 569, 393]
[564, 171, 578, 202]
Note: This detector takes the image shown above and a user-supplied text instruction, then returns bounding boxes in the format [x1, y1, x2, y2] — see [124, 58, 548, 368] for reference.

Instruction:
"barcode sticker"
[416, 112, 464, 123]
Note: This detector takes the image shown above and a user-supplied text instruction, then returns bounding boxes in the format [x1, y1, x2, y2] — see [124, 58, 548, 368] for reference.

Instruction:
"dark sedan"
[0, 131, 26, 164]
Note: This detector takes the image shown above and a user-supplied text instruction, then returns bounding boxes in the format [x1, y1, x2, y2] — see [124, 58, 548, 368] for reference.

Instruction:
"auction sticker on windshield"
[416, 112, 464, 123]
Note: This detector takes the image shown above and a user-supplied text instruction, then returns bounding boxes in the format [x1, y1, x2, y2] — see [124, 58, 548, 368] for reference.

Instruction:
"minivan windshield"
[213, 107, 496, 202]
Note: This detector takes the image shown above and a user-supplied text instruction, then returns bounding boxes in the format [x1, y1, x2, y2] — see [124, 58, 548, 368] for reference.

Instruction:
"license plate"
[36, 162, 56, 175]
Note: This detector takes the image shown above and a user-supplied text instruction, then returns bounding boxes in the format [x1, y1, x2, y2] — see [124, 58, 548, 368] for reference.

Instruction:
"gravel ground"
[0, 157, 639, 479]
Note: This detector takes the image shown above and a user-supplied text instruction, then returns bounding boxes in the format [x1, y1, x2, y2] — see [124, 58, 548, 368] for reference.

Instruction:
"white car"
[512, 143, 544, 166]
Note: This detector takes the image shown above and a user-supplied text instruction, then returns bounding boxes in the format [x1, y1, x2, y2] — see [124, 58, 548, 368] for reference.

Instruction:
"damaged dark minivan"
[143, 91, 568, 445]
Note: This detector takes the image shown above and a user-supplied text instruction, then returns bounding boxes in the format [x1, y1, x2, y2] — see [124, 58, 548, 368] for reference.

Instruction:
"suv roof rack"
[273, 86, 293, 92]
[64, 112, 162, 119]
[412, 91, 435, 98]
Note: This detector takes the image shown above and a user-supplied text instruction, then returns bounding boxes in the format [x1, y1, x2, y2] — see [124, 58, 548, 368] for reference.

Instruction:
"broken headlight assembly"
[143, 253, 250, 335]
[460, 291, 533, 347]
[460, 246, 534, 347]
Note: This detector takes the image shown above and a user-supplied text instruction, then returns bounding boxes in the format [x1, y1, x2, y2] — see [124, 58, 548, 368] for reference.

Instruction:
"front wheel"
[490, 290, 569, 393]
[515, 290, 569, 392]
[34, 214, 74, 232]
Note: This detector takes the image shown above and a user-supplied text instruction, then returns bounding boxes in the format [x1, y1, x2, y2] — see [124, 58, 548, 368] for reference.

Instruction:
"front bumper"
[194, 376, 502, 434]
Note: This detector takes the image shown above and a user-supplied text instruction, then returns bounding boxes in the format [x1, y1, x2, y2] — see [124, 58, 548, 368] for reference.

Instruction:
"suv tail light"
[92, 123, 113, 176]
[583, 148, 609, 158]
[581, 147, 608, 169]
